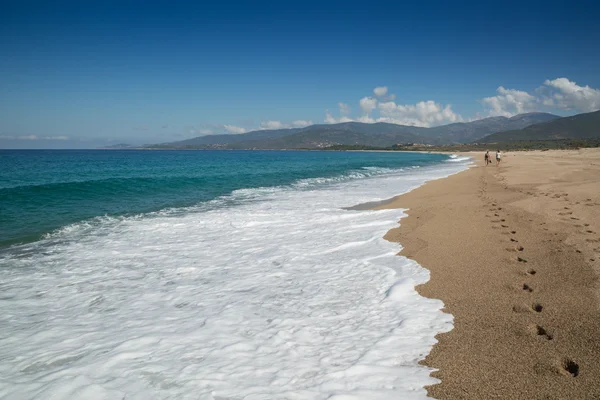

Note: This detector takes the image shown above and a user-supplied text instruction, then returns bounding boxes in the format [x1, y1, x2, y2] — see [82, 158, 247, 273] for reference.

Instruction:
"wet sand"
[377, 149, 600, 399]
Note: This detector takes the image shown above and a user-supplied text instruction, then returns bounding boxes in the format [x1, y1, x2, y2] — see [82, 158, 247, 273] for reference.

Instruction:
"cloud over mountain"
[541, 78, 600, 112]
[322, 78, 600, 128]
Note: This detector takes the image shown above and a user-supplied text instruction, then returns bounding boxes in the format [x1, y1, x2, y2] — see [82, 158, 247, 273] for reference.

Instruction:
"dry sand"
[377, 148, 600, 399]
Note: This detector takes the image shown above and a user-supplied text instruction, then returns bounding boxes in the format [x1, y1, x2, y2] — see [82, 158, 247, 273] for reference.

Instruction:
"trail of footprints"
[515, 186, 599, 263]
[555, 198, 600, 262]
[479, 177, 580, 378]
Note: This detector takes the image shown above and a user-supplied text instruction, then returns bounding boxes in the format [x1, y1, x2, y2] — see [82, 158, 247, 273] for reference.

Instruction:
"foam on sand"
[0, 158, 469, 399]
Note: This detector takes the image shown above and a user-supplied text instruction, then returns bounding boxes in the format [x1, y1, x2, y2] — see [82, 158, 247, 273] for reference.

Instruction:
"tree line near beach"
[322, 138, 600, 152]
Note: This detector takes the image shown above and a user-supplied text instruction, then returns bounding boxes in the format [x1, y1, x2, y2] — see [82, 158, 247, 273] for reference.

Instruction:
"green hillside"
[477, 110, 600, 143]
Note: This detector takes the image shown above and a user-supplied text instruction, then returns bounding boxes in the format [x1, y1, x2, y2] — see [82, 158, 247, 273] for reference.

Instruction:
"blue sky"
[1, 0, 600, 148]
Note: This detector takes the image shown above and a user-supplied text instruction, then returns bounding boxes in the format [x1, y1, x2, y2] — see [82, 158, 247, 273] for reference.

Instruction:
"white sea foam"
[446, 154, 471, 163]
[0, 159, 470, 399]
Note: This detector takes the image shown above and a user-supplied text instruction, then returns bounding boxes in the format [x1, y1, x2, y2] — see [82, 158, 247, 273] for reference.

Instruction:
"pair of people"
[484, 150, 501, 166]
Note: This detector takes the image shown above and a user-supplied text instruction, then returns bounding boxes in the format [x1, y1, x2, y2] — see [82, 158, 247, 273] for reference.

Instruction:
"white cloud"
[325, 110, 337, 124]
[45, 136, 69, 140]
[541, 78, 600, 112]
[0, 135, 37, 140]
[324, 77, 598, 128]
[292, 120, 313, 128]
[481, 86, 537, 117]
[198, 129, 213, 135]
[0, 135, 69, 140]
[324, 111, 354, 124]
[373, 86, 388, 97]
[326, 89, 461, 126]
[260, 120, 288, 130]
[338, 102, 350, 115]
[359, 96, 378, 114]
[377, 100, 462, 127]
[357, 115, 375, 123]
[223, 125, 247, 134]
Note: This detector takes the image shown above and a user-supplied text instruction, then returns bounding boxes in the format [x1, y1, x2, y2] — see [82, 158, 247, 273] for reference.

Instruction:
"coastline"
[377, 149, 600, 398]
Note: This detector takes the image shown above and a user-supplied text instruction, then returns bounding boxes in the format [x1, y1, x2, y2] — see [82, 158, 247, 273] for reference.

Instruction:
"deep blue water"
[0, 150, 448, 248]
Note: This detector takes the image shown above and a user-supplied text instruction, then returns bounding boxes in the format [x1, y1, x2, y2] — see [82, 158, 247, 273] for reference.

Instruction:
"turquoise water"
[0, 150, 448, 248]
[0, 149, 471, 398]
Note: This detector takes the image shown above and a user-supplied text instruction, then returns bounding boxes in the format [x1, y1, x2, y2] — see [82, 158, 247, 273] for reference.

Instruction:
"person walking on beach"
[484, 151, 490, 166]
[495, 150, 502, 166]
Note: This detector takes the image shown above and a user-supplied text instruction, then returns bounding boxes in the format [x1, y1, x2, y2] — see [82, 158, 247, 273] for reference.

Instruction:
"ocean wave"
[0, 157, 469, 399]
[446, 155, 472, 162]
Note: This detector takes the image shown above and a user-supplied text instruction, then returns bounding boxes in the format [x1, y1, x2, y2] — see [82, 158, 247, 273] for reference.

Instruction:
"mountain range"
[145, 112, 594, 150]
[476, 110, 600, 143]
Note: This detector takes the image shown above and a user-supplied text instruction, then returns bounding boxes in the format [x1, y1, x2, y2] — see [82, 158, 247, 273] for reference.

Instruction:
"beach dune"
[378, 148, 600, 399]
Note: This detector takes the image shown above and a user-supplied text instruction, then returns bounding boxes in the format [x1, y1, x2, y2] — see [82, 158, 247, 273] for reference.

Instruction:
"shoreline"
[376, 149, 600, 398]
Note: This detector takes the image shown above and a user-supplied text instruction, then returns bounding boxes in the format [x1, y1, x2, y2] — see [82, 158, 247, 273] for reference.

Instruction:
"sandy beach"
[378, 149, 600, 399]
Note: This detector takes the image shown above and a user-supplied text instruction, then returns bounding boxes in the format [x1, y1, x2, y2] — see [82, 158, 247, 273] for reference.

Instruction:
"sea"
[0, 149, 471, 400]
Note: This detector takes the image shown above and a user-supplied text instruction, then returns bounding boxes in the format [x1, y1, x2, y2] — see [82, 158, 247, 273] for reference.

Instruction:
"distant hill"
[477, 110, 600, 143]
[225, 122, 425, 149]
[160, 127, 304, 148]
[100, 143, 137, 149]
[148, 112, 559, 149]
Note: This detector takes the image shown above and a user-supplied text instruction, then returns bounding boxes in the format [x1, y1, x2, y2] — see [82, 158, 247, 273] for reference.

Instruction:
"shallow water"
[0, 150, 469, 399]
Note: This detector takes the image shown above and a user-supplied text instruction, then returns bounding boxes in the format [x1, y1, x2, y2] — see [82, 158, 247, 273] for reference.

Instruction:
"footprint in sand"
[531, 325, 553, 340]
[513, 304, 531, 313]
[523, 283, 534, 292]
[518, 257, 528, 263]
[513, 303, 543, 313]
[511, 231, 517, 234]
[501, 224, 509, 228]
[534, 359, 579, 377]
[562, 359, 579, 377]
[511, 238, 519, 242]
[526, 269, 536, 275]
[517, 246, 524, 251]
